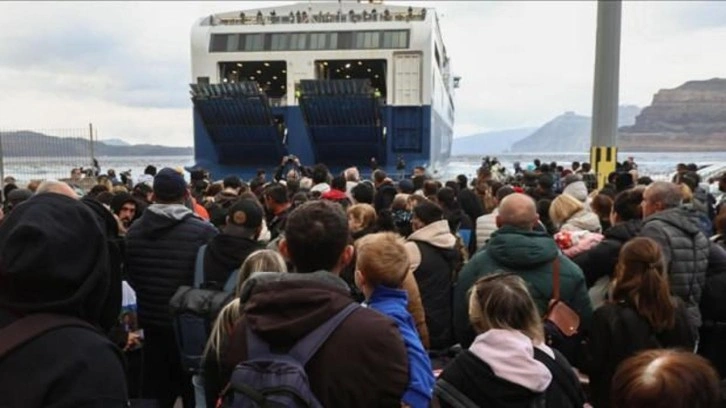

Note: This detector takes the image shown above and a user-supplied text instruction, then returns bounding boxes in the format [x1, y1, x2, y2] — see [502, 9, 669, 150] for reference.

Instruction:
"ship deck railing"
[213, 9, 426, 27]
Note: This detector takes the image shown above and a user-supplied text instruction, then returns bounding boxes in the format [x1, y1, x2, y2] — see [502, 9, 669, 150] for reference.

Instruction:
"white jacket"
[475, 208, 499, 250]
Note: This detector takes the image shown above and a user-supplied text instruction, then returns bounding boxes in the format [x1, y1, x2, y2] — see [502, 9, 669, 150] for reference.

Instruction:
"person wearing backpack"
[0, 192, 129, 407]
[585, 238, 695, 408]
[436, 273, 586, 408]
[217, 200, 409, 407]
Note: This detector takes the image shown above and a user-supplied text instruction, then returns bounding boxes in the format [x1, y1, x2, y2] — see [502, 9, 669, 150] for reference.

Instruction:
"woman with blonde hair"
[436, 273, 585, 408]
[550, 193, 601, 233]
[586, 237, 695, 408]
[200, 249, 287, 407]
[347, 203, 378, 240]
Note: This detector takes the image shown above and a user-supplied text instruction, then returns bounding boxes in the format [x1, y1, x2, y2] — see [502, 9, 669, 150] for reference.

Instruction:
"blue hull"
[193, 103, 451, 180]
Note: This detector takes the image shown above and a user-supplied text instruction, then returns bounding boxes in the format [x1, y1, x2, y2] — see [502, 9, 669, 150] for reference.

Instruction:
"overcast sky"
[0, 1, 724, 146]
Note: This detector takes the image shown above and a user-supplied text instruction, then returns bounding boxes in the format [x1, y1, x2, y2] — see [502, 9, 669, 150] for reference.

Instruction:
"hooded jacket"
[572, 219, 642, 287]
[203, 232, 265, 288]
[475, 208, 498, 250]
[437, 329, 583, 408]
[0, 193, 128, 407]
[562, 181, 588, 204]
[216, 272, 409, 408]
[454, 225, 593, 348]
[560, 210, 601, 233]
[125, 203, 218, 329]
[640, 207, 709, 328]
[366, 285, 434, 408]
[406, 220, 459, 350]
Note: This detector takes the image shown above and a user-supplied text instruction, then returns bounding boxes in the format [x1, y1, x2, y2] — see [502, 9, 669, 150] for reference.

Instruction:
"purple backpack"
[220, 303, 358, 408]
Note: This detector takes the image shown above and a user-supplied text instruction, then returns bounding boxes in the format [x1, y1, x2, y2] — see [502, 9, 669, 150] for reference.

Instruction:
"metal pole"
[590, 0, 622, 189]
[89, 123, 95, 172]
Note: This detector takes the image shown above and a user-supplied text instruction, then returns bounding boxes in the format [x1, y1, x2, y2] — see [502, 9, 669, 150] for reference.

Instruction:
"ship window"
[383, 31, 408, 48]
[244, 34, 264, 51]
[270, 33, 288, 50]
[310, 32, 327, 50]
[210, 34, 231, 52]
[290, 33, 307, 50]
[355, 31, 380, 49]
[328, 32, 338, 49]
[227, 34, 240, 52]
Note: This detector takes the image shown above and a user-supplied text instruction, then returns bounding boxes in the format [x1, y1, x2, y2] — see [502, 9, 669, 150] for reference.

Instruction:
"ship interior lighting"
[315, 58, 388, 98]
[219, 60, 288, 98]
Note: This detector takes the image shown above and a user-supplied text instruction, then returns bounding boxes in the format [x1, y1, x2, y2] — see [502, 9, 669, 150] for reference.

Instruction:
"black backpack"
[169, 244, 237, 373]
[219, 304, 359, 408]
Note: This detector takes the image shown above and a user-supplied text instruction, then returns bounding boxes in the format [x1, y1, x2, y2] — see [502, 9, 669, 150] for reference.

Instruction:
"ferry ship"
[190, 1, 458, 179]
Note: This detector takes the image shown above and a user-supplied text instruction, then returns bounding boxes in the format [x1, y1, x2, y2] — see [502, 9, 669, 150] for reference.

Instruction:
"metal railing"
[214, 8, 427, 26]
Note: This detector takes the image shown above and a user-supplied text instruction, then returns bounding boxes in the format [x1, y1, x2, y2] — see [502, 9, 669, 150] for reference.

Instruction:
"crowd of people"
[1, 156, 726, 408]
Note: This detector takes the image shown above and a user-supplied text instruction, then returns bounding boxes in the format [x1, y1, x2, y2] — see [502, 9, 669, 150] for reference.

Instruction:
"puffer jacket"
[572, 220, 642, 287]
[406, 220, 459, 350]
[126, 204, 218, 329]
[475, 209, 498, 250]
[454, 225, 593, 348]
[563, 181, 588, 204]
[560, 210, 601, 233]
[640, 207, 709, 328]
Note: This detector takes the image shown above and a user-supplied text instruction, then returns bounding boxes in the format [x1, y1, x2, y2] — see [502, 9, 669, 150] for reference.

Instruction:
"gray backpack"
[220, 303, 358, 408]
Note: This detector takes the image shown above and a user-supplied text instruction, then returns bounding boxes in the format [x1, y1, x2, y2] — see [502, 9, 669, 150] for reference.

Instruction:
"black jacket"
[586, 300, 695, 408]
[0, 193, 129, 407]
[572, 219, 642, 287]
[414, 240, 458, 350]
[203, 234, 265, 288]
[126, 204, 218, 329]
[437, 349, 584, 408]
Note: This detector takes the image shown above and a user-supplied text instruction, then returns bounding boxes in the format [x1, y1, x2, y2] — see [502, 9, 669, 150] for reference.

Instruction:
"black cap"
[153, 168, 187, 201]
[227, 199, 263, 229]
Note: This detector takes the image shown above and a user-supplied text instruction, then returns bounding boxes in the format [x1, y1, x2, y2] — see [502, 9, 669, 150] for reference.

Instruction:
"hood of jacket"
[487, 225, 559, 268]
[644, 207, 702, 237]
[241, 271, 353, 347]
[134, 203, 198, 237]
[563, 181, 588, 203]
[604, 219, 642, 242]
[469, 329, 553, 392]
[0, 193, 110, 327]
[208, 234, 265, 269]
[408, 219, 457, 249]
[321, 189, 348, 202]
[561, 209, 601, 233]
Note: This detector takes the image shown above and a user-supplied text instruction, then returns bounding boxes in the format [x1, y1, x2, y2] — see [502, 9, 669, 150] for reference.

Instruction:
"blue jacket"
[367, 285, 434, 408]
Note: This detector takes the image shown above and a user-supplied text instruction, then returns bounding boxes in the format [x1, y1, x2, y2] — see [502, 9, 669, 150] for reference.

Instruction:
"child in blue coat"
[355, 232, 434, 408]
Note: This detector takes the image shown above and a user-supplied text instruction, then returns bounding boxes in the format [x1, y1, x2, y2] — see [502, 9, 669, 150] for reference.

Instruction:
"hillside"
[619, 78, 726, 151]
[0, 131, 192, 156]
[451, 127, 535, 155]
[510, 105, 641, 153]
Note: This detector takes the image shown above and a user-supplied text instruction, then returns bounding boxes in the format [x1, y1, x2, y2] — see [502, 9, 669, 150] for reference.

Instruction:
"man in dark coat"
[126, 168, 218, 408]
[214, 200, 409, 407]
[202, 198, 265, 288]
[0, 193, 128, 407]
[640, 181, 709, 330]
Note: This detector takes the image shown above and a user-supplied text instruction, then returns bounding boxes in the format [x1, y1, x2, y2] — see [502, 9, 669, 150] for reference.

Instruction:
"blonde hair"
[347, 203, 377, 232]
[679, 183, 693, 203]
[392, 194, 410, 211]
[237, 250, 288, 295]
[203, 299, 242, 364]
[355, 232, 410, 288]
[468, 273, 544, 343]
[549, 193, 585, 226]
[112, 185, 129, 194]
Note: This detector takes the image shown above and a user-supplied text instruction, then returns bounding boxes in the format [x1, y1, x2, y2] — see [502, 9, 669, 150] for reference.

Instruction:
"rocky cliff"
[619, 78, 726, 151]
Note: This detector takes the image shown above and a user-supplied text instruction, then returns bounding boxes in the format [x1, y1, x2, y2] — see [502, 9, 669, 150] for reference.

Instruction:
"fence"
[0, 125, 96, 188]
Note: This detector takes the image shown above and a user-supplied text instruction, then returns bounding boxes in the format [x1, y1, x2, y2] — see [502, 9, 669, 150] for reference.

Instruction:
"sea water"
[3, 151, 726, 185]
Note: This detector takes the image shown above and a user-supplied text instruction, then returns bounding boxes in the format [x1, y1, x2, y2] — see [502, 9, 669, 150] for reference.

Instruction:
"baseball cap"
[227, 199, 263, 229]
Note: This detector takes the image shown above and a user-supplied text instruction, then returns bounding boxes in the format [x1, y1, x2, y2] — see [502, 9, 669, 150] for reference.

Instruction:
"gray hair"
[646, 181, 682, 209]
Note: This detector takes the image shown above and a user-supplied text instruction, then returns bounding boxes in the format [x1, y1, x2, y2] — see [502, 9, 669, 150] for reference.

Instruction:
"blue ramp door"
[191, 82, 287, 166]
[298, 80, 385, 167]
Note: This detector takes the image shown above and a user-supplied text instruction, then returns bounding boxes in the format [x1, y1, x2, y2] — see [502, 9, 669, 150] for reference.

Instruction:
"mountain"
[452, 127, 535, 155]
[0, 131, 192, 156]
[100, 138, 131, 147]
[510, 105, 642, 153]
[619, 78, 726, 151]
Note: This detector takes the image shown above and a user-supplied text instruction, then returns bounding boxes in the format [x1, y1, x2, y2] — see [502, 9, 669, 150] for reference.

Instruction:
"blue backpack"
[220, 303, 359, 408]
[169, 244, 237, 373]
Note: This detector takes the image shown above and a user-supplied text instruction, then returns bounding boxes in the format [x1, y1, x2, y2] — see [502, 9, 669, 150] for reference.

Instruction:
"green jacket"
[453, 225, 593, 347]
